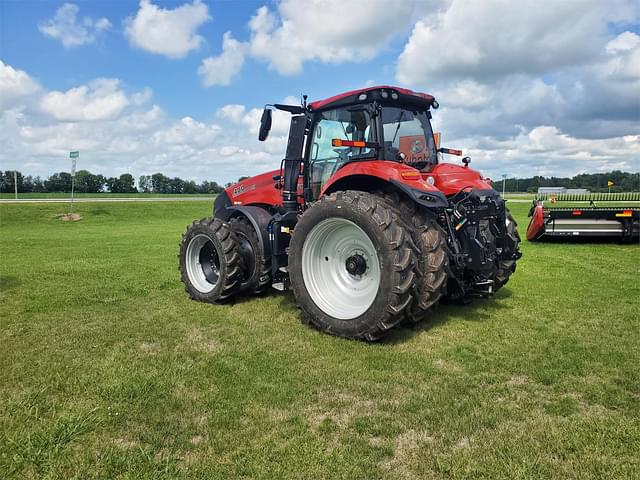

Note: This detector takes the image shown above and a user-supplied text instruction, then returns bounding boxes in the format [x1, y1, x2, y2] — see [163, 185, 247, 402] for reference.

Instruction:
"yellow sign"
[608, 180, 614, 187]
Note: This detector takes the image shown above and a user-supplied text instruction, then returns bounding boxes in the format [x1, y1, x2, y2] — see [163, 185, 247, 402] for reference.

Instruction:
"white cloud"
[0, 62, 293, 182]
[198, 32, 246, 86]
[247, 0, 430, 75]
[38, 3, 111, 48]
[462, 126, 640, 178]
[1, 45, 638, 187]
[0, 60, 40, 108]
[40, 79, 130, 121]
[397, 0, 637, 84]
[606, 31, 640, 53]
[124, 0, 211, 59]
[131, 87, 153, 105]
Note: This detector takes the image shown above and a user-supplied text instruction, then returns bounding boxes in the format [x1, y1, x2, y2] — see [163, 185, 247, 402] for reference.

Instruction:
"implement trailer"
[527, 192, 640, 241]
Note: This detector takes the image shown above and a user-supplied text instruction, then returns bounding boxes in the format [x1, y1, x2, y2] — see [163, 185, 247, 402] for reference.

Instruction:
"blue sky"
[1, 0, 638, 183]
[1, 0, 401, 118]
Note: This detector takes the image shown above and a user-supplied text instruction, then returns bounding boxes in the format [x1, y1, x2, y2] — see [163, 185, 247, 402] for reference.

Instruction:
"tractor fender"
[320, 161, 447, 209]
[216, 204, 273, 256]
[387, 179, 448, 209]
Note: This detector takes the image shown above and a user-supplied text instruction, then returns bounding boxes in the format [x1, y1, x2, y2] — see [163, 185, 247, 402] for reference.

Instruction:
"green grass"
[1, 201, 638, 479]
[0, 192, 216, 199]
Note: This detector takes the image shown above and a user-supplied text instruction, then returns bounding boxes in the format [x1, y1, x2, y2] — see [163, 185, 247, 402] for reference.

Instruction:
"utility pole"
[69, 151, 79, 214]
[502, 173, 507, 197]
[14, 171, 18, 199]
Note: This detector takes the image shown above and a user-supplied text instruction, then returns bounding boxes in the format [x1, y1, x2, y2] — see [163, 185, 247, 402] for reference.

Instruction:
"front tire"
[288, 191, 416, 341]
[179, 218, 243, 302]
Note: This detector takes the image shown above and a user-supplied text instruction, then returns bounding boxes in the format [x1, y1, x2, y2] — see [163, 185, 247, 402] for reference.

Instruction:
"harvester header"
[526, 192, 640, 241]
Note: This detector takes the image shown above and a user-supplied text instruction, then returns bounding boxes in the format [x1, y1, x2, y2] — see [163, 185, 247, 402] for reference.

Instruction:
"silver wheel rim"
[301, 218, 381, 320]
[185, 234, 219, 293]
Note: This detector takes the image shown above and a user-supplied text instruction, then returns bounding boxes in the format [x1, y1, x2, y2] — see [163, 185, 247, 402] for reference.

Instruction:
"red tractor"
[179, 86, 521, 340]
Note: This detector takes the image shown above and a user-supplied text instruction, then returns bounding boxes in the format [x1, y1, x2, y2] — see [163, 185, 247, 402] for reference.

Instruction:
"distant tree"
[168, 177, 184, 194]
[31, 176, 46, 193]
[1, 170, 25, 193]
[151, 172, 170, 193]
[0, 170, 26, 193]
[45, 172, 73, 192]
[119, 174, 136, 193]
[183, 180, 197, 194]
[138, 175, 152, 193]
[198, 180, 223, 194]
[75, 170, 106, 193]
[22, 175, 35, 193]
[106, 174, 137, 193]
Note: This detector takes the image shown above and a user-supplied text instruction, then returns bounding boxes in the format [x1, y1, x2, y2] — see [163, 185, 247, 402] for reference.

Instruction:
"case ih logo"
[399, 135, 429, 165]
[232, 183, 256, 197]
[411, 139, 424, 154]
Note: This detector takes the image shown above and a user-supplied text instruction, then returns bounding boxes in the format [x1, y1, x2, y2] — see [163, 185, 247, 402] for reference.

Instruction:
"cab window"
[309, 108, 373, 198]
[381, 107, 436, 170]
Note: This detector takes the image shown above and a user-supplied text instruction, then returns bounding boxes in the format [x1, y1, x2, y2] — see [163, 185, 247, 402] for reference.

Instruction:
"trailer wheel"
[494, 211, 520, 291]
[229, 216, 271, 294]
[375, 190, 448, 323]
[288, 191, 416, 341]
[179, 217, 243, 302]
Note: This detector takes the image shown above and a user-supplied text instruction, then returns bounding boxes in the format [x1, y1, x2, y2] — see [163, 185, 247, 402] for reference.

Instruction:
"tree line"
[1, 169, 638, 194]
[0, 171, 231, 194]
[491, 170, 640, 193]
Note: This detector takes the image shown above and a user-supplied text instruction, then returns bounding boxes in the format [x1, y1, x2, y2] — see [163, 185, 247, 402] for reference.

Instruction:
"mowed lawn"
[1, 200, 638, 479]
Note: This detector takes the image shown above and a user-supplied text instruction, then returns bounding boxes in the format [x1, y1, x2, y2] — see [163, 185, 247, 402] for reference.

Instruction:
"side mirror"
[258, 108, 272, 141]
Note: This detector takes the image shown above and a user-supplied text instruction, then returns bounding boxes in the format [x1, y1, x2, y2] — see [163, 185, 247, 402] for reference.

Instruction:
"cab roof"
[308, 85, 435, 112]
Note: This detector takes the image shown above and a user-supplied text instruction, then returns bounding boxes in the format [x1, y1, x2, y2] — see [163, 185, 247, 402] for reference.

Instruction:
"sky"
[0, 0, 639, 184]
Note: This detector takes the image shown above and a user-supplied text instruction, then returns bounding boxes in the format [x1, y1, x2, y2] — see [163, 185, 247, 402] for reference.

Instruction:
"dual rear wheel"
[288, 190, 419, 341]
[179, 217, 269, 302]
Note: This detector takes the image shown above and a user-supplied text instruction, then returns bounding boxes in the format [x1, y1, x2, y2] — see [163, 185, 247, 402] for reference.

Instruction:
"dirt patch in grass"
[380, 429, 434, 479]
[114, 437, 139, 449]
[138, 342, 161, 355]
[306, 391, 376, 430]
[55, 213, 82, 222]
[175, 327, 221, 354]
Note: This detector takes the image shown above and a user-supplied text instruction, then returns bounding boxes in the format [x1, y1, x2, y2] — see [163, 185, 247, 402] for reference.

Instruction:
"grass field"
[1, 200, 639, 479]
[0, 193, 216, 199]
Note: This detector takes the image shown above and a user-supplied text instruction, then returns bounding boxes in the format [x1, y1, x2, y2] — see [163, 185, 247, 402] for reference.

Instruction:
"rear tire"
[229, 216, 271, 295]
[179, 217, 243, 302]
[376, 190, 448, 323]
[288, 191, 416, 341]
[494, 211, 520, 291]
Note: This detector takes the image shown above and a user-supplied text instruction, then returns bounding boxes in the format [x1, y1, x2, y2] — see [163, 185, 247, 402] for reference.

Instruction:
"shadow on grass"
[385, 288, 514, 344]
[262, 280, 514, 344]
[228, 285, 287, 306]
[0, 274, 21, 292]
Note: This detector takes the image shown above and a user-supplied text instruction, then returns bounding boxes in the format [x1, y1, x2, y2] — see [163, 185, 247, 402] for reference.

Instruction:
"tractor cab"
[307, 102, 439, 198]
[258, 86, 479, 202]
